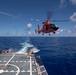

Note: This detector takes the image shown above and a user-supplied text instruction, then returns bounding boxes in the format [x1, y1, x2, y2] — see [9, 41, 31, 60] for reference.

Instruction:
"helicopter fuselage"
[40, 23, 59, 33]
[35, 21, 59, 35]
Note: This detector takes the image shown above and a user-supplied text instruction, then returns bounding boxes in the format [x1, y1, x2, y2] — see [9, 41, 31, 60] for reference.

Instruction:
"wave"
[30, 47, 40, 53]
[17, 38, 40, 54]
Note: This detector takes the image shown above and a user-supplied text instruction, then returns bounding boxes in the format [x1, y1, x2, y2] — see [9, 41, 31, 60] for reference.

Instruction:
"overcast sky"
[0, 0, 76, 36]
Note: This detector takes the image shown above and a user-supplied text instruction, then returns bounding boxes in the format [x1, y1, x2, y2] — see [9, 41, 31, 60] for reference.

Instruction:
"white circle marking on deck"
[0, 64, 20, 75]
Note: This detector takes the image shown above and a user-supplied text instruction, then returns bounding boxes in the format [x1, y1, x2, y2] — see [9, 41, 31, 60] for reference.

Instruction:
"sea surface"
[0, 37, 76, 75]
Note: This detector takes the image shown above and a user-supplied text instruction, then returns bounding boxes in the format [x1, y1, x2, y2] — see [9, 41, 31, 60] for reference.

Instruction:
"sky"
[0, 0, 76, 36]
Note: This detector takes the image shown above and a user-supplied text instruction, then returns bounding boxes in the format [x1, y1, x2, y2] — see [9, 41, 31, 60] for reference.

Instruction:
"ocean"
[0, 37, 76, 75]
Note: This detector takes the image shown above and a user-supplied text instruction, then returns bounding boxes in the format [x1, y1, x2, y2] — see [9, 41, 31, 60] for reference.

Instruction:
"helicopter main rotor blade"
[47, 11, 53, 21]
[51, 20, 72, 22]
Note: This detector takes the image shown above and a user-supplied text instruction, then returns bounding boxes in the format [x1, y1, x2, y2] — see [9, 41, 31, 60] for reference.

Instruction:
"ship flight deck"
[0, 53, 48, 75]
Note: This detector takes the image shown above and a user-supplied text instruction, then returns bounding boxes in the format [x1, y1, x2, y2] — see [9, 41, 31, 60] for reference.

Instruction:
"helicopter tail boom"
[38, 25, 41, 33]
[35, 25, 41, 34]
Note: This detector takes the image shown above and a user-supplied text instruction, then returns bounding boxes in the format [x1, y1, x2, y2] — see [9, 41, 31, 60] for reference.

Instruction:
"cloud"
[55, 26, 76, 36]
[27, 23, 32, 28]
[60, 0, 67, 8]
[60, 0, 76, 8]
[71, 26, 76, 33]
[70, 0, 76, 4]
[56, 29, 68, 35]
[25, 23, 33, 32]
[27, 26, 76, 36]
[28, 31, 35, 35]
[0, 11, 19, 18]
[36, 19, 40, 21]
[30, 18, 40, 21]
[6, 32, 26, 36]
[30, 18, 34, 21]
[70, 12, 76, 22]
[9, 32, 21, 36]
[1, 26, 76, 36]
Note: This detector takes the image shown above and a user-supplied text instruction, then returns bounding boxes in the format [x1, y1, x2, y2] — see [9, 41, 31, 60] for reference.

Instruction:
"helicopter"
[35, 12, 59, 35]
[35, 12, 71, 35]
[35, 20, 59, 35]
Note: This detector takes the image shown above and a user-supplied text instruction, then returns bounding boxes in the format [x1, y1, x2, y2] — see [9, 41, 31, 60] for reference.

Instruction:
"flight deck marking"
[4, 70, 9, 72]
[30, 56, 32, 75]
[11, 61, 27, 62]
[10, 70, 15, 72]
[21, 70, 26, 72]
[0, 69, 4, 73]
[0, 61, 7, 62]
[0, 54, 38, 75]
[16, 61, 19, 62]
[24, 61, 26, 62]
[11, 61, 15, 62]
[0, 64, 20, 75]
[5, 54, 15, 66]
[20, 61, 23, 62]
[3, 61, 7, 62]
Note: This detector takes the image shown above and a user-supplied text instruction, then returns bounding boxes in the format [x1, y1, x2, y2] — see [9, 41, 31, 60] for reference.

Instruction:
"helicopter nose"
[53, 27, 59, 31]
[56, 27, 59, 30]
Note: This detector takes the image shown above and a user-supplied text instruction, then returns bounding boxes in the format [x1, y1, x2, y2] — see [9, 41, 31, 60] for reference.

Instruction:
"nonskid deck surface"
[0, 53, 48, 75]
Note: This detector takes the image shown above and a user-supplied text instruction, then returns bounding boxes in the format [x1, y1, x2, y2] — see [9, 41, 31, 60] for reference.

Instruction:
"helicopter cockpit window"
[50, 24, 56, 28]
